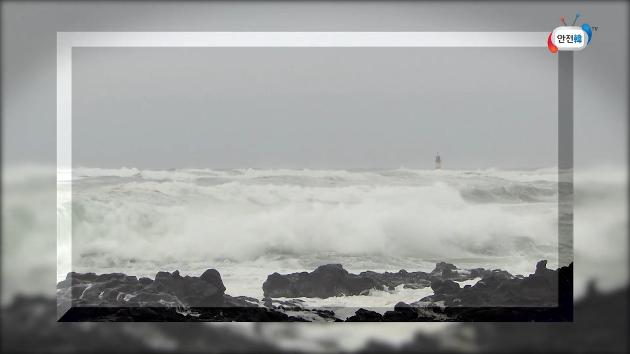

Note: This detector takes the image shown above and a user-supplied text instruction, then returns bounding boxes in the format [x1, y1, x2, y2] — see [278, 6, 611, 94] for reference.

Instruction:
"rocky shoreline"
[57, 260, 572, 322]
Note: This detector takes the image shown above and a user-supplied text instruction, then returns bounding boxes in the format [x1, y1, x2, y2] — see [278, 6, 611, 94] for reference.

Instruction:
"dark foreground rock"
[263, 262, 512, 298]
[56, 268, 309, 321]
[347, 261, 573, 322]
[420, 260, 566, 308]
[57, 268, 242, 308]
[263, 264, 384, 298]
[56, 260, 572, 322]
[357, 269, 432, 291]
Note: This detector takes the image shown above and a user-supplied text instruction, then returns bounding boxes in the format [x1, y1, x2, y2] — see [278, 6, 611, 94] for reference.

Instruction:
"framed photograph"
[55, 32, 573, 322]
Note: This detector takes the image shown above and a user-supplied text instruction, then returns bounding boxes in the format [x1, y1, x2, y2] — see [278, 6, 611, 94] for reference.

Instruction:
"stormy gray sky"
[72, 47, 557, 169]
[2, 1, 628, 170]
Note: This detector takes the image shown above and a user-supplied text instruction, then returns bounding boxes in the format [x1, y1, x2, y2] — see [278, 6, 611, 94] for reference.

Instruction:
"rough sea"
[58, 167, 561, 309]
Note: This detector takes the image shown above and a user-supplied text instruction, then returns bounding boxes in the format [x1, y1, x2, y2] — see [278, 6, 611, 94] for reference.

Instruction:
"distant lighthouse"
[435, 153, 442, 170]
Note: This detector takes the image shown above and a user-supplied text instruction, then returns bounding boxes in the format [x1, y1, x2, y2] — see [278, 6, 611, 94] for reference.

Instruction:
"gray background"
[2, 1, 628, 171]
[72, 47, 556, 169]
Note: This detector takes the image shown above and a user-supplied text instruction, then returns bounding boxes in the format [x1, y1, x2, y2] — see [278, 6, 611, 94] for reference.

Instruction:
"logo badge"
[548, 13, 593, 53]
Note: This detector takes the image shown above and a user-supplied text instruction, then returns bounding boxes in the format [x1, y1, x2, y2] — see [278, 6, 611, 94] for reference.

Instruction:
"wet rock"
[263, 264, 383, 298]
[56, 260, 573, 322]
[262, 261, 505, 301]
[346, 308, 384, 322]
[403, 281, 431, 289]
[145, 269, 225, 306]
[535, 259, 554, 277]
[58, 268, 229, 308]
[262, 273, 293, 297]
[359, 269, 432, 290]
[387, 303, 453, 321]
[430, 262, 458, 278]
[200, 269, 226, 292]
[430, 262, 503, 282]
[138, 277, 153, 285]
[421, 260, 565, 310]
[431, 278, 461, 296]
[57, 268, 317, 321]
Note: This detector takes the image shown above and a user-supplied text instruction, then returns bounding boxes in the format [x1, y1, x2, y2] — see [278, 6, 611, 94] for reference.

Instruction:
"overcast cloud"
[73, 47, 557, 169]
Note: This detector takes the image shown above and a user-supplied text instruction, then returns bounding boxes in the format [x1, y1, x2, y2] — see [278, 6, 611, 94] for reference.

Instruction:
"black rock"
[359, 269, 432, 290]
[428, 262, 494, 282]
[58, 268, 229, 308]
[403, 282, 431, 289]
[262, 264, 383, 298]
[146, 270, 225, 307]
[263, 273, 293, 297]
[431, 278, 461, 296]
[200, 269, 226, 293]
[138, 277, 153, 285]
[346, 308, 383, 322]
[429, 260, 563, 309]
[430, 262, 458, 278]
[382, 308, 418, 321]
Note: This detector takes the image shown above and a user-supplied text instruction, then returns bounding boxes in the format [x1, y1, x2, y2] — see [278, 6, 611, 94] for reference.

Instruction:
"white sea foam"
[275, 284, 436, 320]
[67, 167, 558, 277]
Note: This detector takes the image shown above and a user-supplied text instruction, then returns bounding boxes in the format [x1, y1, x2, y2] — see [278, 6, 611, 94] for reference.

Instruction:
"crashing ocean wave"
[63, 167, 560, 282]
